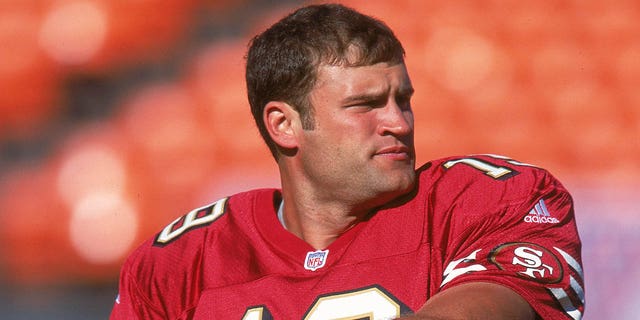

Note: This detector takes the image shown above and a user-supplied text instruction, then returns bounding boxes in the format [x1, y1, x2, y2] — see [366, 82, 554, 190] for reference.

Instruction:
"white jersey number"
[443, 154, 537, 180]
[242, 286, 408, 320]
[154, 198, 228, 246]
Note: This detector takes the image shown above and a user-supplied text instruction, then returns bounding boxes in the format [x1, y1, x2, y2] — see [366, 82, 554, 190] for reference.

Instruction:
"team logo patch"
[489, 242, 563, 284]
[304, 249, 329, 271]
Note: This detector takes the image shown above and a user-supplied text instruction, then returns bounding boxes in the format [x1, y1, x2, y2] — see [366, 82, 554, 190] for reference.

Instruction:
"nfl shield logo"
[304, 249, 329, 271]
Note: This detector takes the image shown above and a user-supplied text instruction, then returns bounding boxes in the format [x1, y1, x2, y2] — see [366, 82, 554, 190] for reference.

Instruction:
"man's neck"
[278, 194, 367, 250]
[276, 163, 382, 249]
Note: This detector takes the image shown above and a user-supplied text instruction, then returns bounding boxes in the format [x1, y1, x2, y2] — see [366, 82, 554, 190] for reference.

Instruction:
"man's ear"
[264, 101, 299, 150]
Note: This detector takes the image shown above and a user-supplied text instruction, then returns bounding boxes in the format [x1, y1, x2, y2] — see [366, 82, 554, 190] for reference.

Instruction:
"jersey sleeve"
[429, 155, 584, 320]
[109, 237, 207, 320]
[109, 198, 230, 320]
[110, 254, 167, 320]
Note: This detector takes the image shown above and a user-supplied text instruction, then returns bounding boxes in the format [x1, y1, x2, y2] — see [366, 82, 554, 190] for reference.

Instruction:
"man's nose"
[378, 101, 414, 137]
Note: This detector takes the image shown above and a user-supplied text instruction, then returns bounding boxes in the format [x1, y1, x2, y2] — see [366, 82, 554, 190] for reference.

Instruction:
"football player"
[111, 4, 584, 319]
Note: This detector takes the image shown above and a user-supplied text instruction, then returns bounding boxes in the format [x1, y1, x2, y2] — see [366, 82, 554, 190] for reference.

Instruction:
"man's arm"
[400, 282, 535, 319]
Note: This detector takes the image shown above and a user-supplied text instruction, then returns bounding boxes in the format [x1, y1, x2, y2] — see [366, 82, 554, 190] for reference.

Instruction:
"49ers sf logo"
[489, 242, 563, 284]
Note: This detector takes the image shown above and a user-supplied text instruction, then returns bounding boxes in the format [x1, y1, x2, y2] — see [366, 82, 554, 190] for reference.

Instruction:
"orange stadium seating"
[0, 1, 638, 318]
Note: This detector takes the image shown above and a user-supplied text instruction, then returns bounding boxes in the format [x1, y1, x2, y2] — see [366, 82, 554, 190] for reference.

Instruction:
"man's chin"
[375, 172, 416, 204]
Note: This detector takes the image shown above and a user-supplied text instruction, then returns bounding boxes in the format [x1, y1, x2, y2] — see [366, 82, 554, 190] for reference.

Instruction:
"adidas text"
[524, 215, 559, 224]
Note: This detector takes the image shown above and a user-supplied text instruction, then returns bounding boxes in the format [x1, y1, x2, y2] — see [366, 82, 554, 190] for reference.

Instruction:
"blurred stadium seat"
[0, 0, 638, 318]
[0, 1, 62, 138]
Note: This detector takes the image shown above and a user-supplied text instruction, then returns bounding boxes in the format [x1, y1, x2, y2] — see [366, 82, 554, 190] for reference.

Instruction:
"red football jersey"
[110, 155, 584, 319]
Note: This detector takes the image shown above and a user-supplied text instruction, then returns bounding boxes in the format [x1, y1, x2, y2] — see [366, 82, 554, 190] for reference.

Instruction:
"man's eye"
[364, 99, 387, 108]
[347, 105, 374, 112]
[396, 96, 412, 110]
[347, 100, 383, 110]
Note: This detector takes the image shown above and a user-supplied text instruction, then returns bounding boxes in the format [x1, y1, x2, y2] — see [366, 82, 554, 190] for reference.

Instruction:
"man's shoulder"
[417, 154, 565, 204]
[419, 154, 557, 183]
[114, 188, 280, 317]
[122, 188, 279, 277]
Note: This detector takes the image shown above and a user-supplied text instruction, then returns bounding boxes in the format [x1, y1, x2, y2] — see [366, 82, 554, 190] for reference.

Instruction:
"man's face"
[297, 62, 416, 208]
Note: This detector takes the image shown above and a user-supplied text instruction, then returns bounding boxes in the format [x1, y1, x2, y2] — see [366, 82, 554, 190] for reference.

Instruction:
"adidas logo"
[524, 199, 559, 224]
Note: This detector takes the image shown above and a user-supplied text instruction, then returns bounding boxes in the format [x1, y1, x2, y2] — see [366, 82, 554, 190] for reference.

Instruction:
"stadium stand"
[0, 0, 638, 318]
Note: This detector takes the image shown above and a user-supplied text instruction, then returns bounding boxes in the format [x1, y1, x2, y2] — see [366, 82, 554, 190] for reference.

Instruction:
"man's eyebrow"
[341, 91, 387, 104]
[341, 86, 414, 105]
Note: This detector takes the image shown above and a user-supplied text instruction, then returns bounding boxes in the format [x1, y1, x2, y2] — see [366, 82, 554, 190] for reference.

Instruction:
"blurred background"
[0, 0, 637, 318]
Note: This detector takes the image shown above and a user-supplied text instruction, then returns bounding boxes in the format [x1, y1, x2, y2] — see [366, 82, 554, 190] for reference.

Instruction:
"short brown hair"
[245, 3, 406, 158]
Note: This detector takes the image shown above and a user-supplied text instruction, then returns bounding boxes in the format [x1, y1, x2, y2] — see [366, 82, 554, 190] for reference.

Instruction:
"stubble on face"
[298, 62, 417, 209]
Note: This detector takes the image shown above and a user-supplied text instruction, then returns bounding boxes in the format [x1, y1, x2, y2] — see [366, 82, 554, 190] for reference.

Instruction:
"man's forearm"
[398, 282, 536, 320]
